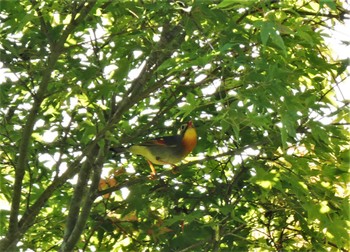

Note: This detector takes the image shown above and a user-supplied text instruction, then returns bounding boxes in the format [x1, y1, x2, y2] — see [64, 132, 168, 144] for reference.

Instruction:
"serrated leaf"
[260, 21, 273, 46]
[280, 126, 288, 150]
[320, 0, 337, 10]
[270, 31, 286, 52]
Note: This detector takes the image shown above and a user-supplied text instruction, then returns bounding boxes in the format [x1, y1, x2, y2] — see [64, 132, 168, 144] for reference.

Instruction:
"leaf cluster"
[0, 0, 349, 251]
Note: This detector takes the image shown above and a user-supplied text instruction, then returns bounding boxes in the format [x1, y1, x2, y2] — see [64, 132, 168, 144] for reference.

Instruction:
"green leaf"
[280, 126, 288, 150]
[1, 1, 348, 251]
[214, 0, 238, 9]
[320, 0, 337, 10]
[260, 21, 273, 46]
[214, 0, 254, 9]
[270, 31, 286, 52]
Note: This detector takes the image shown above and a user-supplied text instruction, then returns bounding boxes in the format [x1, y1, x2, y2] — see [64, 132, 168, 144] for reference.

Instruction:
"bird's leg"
[155, 157, 179, 174]
[171, 165, 179, 174]
[147, 160, 157, 176]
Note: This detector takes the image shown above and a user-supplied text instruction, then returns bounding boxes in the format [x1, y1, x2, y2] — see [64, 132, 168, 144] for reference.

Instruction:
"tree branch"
[18, 138, 100, 233]
[2, 11, 186, 251]
[15, 16, 185, 252]
[0, 1, 97, 251]
[61, 158, 94, 245]
[4, 21, 66, 252]
[60, 144, 106, 251]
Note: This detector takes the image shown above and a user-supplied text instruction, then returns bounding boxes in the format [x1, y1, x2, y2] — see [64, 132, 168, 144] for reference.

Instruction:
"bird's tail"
[109, 147, 128, 154]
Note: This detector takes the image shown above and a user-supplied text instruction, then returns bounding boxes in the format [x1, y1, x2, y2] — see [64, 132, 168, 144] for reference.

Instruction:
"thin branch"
[18, 139, 99, 231]
[15, 19, 185, 251]
[0, 1, 98, 251]
[177, 240, 207, 252]
[4, 9, 185, 251]
[61, 159, 93, 245]
[97, 146, 254, 198]
[60, 145, 106, 251]
[30, 0, 53, 46]
[5, 32, 63, 252]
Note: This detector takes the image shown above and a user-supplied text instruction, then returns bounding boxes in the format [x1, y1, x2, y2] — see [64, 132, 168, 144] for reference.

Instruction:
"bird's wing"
[138, 135, 180, 147]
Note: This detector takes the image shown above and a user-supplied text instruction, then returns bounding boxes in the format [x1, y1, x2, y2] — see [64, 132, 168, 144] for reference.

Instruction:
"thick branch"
[60, 144, 106, 251]
[4, 17, 185, 252]
[19, 22, 183, 248]
[18, 138, 99, 231]
[5, 23, 68, 252]
[0, 1, 97, 251]
[61, 158, 94, 245]
[58, 21, 186, 250]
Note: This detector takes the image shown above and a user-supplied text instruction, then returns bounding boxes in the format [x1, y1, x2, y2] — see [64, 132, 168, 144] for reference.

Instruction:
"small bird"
[112, 121, 197, 175]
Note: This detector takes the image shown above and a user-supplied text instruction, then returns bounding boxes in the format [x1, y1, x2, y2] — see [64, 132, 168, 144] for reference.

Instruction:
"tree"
[0, 0, 349, 251]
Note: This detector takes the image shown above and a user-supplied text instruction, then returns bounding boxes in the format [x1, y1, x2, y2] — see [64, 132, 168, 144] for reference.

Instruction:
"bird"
[112, 121, 197, 175]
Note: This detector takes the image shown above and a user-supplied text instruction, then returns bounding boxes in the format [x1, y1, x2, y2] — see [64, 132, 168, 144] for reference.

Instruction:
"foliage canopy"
[0, 0, 349, 251]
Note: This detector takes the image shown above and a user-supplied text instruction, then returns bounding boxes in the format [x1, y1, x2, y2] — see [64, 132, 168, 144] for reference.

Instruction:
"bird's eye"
[178, 124, 187, 134]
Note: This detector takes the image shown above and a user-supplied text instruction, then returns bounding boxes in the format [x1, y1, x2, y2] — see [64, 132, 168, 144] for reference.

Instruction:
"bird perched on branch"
[111, 121, 197, 175]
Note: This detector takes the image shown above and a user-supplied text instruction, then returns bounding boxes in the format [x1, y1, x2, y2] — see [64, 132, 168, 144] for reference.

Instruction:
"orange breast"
[181, 127, 197, 155]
